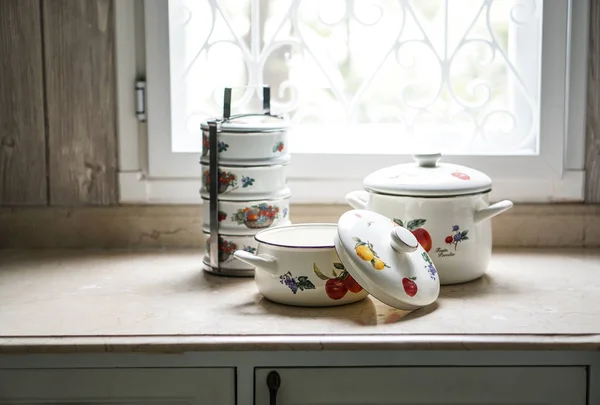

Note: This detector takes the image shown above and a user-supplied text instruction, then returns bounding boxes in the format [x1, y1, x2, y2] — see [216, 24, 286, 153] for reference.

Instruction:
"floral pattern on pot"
[201, 133, 229, 157]
[232, 203, 280, 229]
[444, 224, 469, 250]
[218, 210, 227, 222]
[202, 169, 255, 194]
[242, 245, 256, 254]
[422, 252, 437, 280]
[402, 277, 418, 297]
[279, 271, 316, 294]
[393, 218, 432, 252]
[205, 237, 237, 262]
[352, 237, 390, 270]
[313, 262, 363, 300]
[241, 176, 255, 187]
[272, 141, 285, 153]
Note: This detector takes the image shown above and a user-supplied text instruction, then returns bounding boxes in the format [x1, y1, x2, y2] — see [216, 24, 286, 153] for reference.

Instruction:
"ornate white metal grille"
[167, 0, 542, 155]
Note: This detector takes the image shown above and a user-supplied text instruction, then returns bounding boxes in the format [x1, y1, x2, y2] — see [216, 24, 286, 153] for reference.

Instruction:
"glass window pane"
[168, 0, 542, 155]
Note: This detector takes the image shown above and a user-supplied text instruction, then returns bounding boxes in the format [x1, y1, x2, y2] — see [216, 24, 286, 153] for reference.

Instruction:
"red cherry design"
[451, 171, 470, 180]
[445, 235, 453, 244]
[411, 228, 432, 252]
[325, 278, 348, 300]
[402, 277, 418, 297]
[343, 274, 363, 293]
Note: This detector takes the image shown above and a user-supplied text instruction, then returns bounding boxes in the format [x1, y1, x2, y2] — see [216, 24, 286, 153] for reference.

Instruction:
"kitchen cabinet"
[255, 367, 587, 405]
[0, 368, 235, 405]
[0, 350, 597, 405]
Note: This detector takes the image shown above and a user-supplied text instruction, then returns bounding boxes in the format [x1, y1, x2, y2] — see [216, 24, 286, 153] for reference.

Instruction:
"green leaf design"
[461, 230, 469, 238]
[337, 270, 349, 280]
[333, 262, 345, 270]
[353, 236, 365, 249]
[406, 218, 427, 230]
[313, 263, 330, 281]
[421, 252, 432, 264]
[393, 218, 404, 227]
[232, 210, 245, 224]
[462, 236, 469, 241]
[332, 268, 338, 277]
[297, 276, 316, 291]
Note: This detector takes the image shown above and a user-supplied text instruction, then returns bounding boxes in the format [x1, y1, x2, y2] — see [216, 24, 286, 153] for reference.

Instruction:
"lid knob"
[390, 226, 418, 254]
[413, 153, 442, 168]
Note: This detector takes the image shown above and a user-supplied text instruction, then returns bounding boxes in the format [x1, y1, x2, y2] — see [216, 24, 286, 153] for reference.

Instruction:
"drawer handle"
[267, 371, 281, 405]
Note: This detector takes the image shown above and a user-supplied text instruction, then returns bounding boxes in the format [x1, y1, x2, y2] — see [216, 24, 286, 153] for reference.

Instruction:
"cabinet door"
[256, 367, 586, 405]
[0, 368, 235, 405]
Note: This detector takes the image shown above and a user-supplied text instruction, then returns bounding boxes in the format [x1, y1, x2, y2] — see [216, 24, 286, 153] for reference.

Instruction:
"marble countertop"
[1, 249, 599, 353]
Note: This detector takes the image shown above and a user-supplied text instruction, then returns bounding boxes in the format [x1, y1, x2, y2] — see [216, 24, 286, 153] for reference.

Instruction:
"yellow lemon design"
[372, 258, 385, 270]
[355, 245, 374, 261]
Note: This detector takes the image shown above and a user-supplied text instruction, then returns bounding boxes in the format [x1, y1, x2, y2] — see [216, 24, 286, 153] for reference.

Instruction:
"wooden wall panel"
[0, 0, 47, 205]
[42, 0, 118, 205]
[586, 0, 600, 203]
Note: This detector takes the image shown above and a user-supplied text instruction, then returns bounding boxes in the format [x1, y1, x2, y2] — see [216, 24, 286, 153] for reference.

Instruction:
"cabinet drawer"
[256, 367, 586, 405]
[0, 367, 235, 405]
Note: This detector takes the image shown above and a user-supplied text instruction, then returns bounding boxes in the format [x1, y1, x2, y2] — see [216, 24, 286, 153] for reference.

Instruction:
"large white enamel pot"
[345, 153, 513, 285]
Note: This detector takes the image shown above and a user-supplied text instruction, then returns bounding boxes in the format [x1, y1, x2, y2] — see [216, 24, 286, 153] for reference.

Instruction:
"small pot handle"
[233, 250, 279, 275]
[345, 190, 369, 210]
[474, 200, 514, 224]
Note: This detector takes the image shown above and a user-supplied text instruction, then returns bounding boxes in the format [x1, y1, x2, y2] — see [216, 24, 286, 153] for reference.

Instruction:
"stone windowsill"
[0, 248, 599, 353]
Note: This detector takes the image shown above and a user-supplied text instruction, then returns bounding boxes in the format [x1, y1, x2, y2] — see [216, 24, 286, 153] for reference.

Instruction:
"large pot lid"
[363, 153, 492, 197]
[335, 209, 440, 310]
[200, 114, 287, 133]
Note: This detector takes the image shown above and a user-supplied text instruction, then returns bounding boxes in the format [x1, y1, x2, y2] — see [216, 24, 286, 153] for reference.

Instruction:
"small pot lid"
[363, 153, 492, 197]
[335, 209, 440, 310]
[200, 114, 288, 133]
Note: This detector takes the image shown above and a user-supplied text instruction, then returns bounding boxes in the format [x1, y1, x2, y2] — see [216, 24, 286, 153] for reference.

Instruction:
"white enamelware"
[233, 210, 440, 309]
[345, 153, 513, 285]
[200, 159, 289, 201]
[202, 233, 261, 276]
[202, 194, 291, 235]
[201, 114, 289, 163]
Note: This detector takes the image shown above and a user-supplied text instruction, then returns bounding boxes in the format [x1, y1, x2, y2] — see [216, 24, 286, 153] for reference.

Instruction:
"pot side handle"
[233, 250, 279, 275]
[474, 200, 514, 224]
[345, 190, 369, 210]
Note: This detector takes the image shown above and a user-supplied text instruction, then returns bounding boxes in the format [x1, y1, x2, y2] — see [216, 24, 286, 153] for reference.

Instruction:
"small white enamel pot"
[234, 224, 369, 307]
[345, 153, 513, 285]
[201, 194, 291, 235]
[200, 158, 290, 201]
[200, 113, 288, 164]
[233, 210, 441, 309]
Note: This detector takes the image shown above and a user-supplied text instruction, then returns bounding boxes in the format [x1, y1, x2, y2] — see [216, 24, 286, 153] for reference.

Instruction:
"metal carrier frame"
[207, 86, 279, 274]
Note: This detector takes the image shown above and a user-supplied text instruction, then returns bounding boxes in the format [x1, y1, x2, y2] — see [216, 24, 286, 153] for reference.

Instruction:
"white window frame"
[115, 0, 589, 204]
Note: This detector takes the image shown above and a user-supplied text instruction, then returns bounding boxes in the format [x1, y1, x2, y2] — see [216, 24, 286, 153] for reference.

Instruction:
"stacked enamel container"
[201, 88, 291, 277]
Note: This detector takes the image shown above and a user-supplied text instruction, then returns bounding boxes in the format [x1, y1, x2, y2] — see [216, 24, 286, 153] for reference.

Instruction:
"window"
[115, 0, 589, 203]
